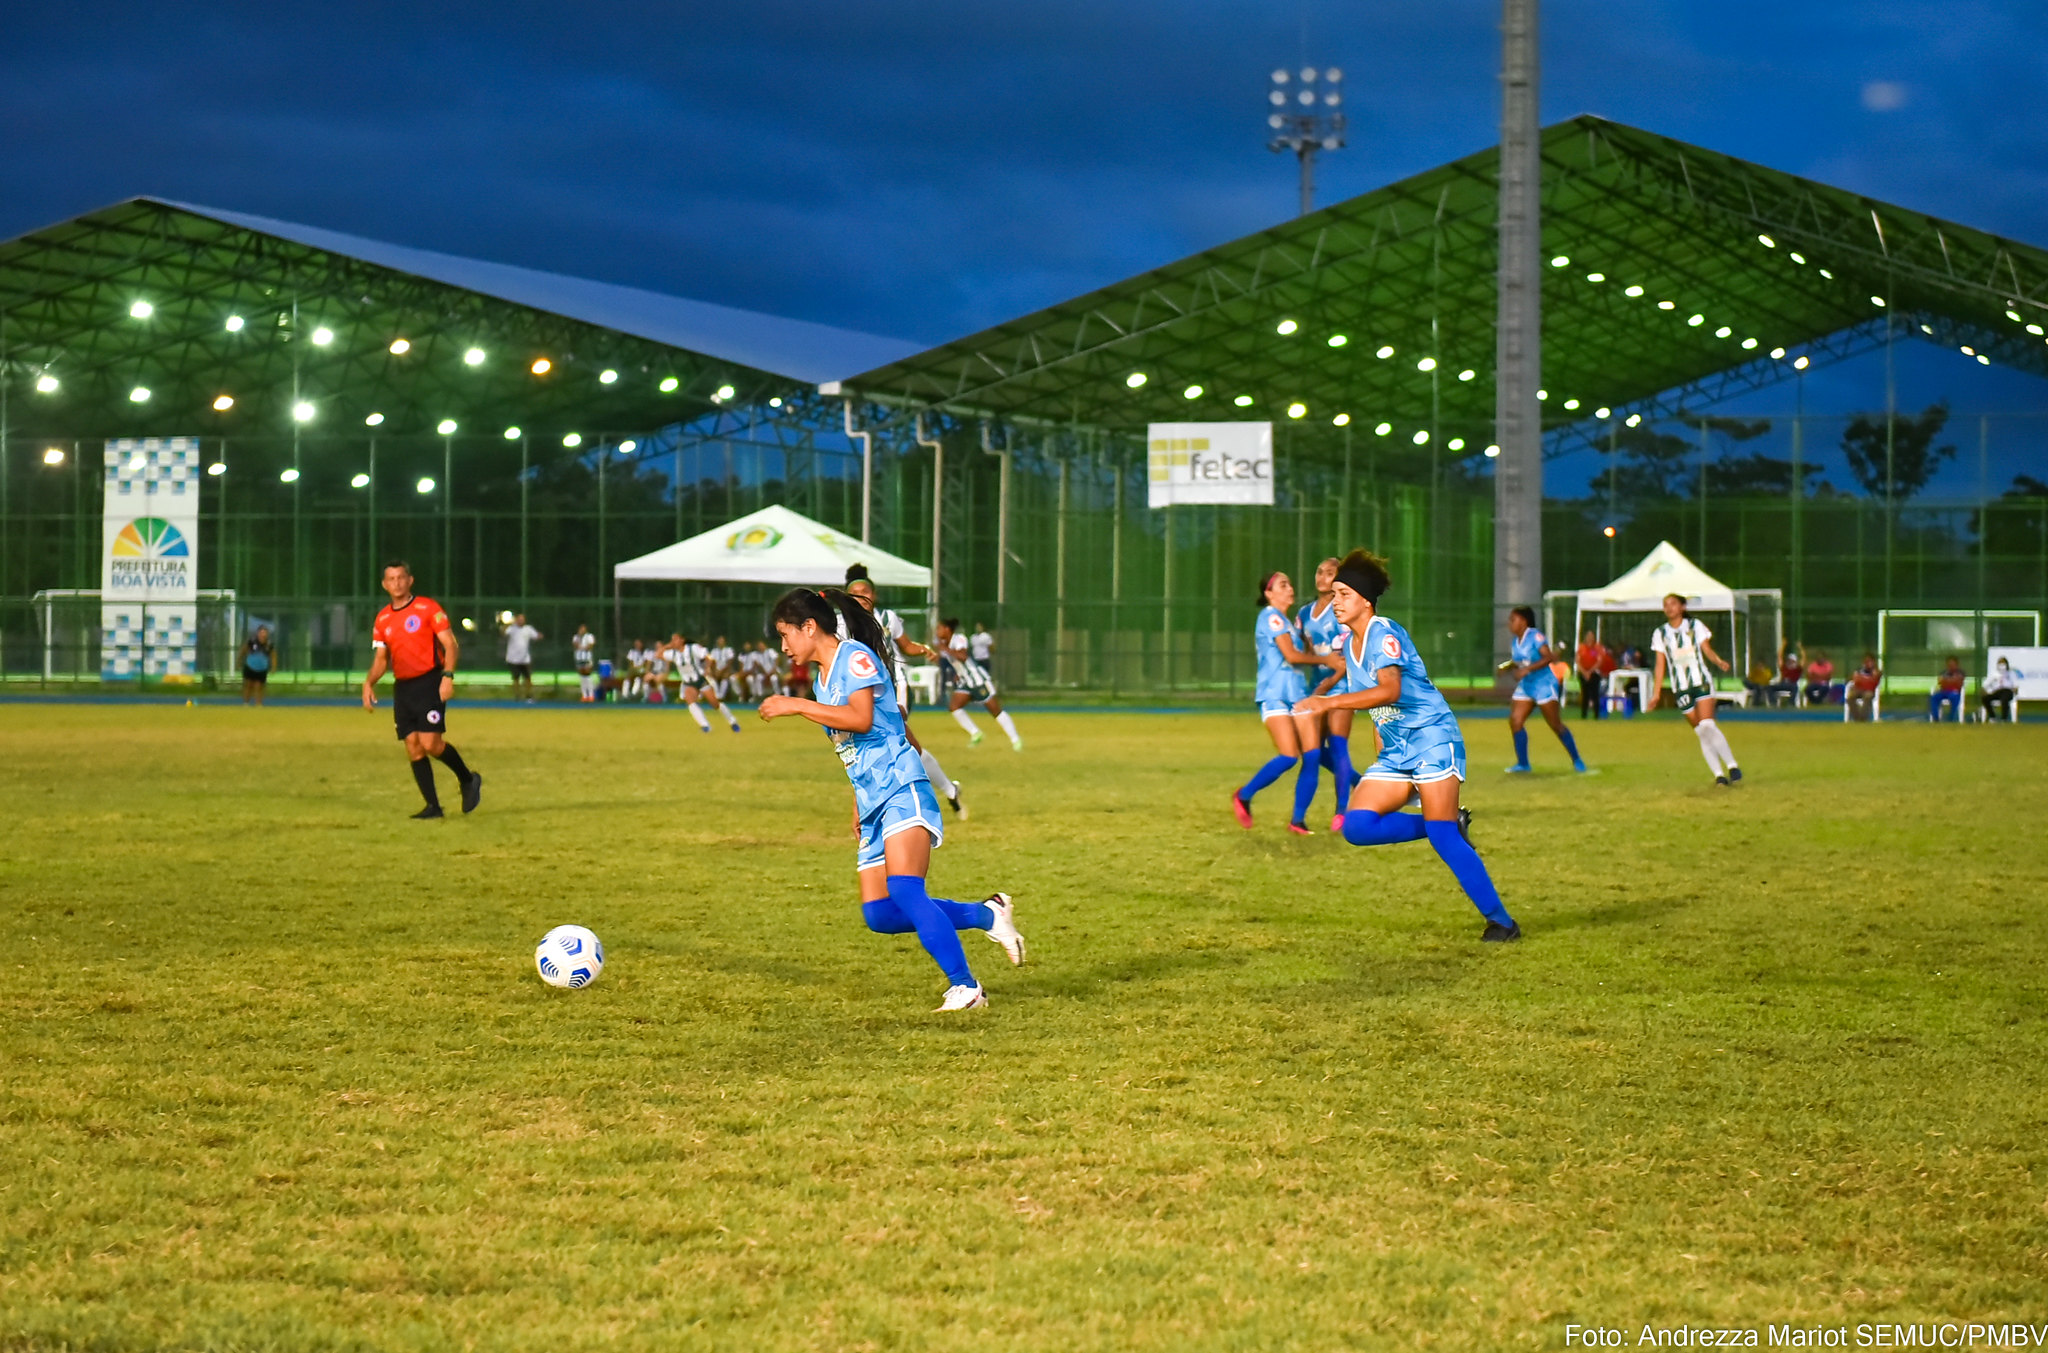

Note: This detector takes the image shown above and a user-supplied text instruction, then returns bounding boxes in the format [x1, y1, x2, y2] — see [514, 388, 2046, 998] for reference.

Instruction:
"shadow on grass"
[1534, 892, 1695, 933]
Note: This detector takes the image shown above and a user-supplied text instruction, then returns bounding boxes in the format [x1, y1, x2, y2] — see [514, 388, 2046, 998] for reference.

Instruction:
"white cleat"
[1009, 737, 1024, 751]
[983, 892, 1026, 966]
[935, 983, 988, 1012]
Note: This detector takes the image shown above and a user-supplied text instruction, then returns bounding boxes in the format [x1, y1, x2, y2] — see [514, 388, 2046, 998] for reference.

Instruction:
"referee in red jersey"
[361, 561, 482, 818]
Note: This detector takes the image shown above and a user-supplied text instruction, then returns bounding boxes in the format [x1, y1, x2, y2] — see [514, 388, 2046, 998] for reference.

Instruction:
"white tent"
[1544, 542, 1782, 696]
[611, 504, 931, 587]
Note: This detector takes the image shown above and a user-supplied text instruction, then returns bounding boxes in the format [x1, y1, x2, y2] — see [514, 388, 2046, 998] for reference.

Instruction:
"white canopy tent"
[1544, 541, 1781, 699]
[612, 504, 931, 588]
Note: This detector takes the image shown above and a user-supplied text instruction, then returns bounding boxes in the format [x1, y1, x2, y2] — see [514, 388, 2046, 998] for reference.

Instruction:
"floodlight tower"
[1267, 66, 1345, 217]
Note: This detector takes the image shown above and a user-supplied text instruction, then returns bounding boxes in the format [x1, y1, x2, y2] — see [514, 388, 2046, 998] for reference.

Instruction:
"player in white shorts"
[844, 564, 967, 820]
[1650, 593, 1741, 786]
[572, 625, 597, 702]
[936, 618, 1022, 749]
[673, 631, 740, 733]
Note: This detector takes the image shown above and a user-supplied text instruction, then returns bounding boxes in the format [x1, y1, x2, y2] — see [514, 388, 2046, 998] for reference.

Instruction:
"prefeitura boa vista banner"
[1146, 422, 1274, 507]
[101, 436, 201, 680]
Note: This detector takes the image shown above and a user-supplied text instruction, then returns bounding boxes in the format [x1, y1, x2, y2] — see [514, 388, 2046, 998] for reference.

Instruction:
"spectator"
[1929, 655, 1965, 722]
[503, 612, 542, 705]
[1983, 657, 2018, 722]
[1618, 642, 1644, 670]
[1847, 652, 1882, 722]
[1575, 629, 1608, 720]
[1771, 641, 1803, 704]
[239, 625, 275, 707]
[1745, 660, 1777, 706]
[1803, 650, 1836, 705]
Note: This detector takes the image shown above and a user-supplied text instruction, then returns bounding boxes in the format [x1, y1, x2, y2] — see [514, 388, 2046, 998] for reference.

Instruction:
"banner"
[101, 436, 201, 680]
[1146, 422, 1274, 507]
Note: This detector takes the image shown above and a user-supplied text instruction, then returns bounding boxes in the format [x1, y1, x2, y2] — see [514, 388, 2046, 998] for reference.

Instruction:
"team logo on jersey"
[848, 650, 878, 680]
[725, 524, 784, 552]
[1267, 614, 1285, 632]
[404, 615, 422, 632]
[1382, 635, 1402, 659]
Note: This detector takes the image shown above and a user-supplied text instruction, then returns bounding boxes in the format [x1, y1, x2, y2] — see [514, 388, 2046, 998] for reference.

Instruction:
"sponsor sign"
[101, 437, 201, 680]
[1147, 422, 1274, 507]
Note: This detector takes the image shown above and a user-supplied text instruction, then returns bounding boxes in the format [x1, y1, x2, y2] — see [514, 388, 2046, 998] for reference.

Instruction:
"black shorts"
[393, 671, 448, 739]
[507, 662, 532, 679]
[242, 667, 268, 684]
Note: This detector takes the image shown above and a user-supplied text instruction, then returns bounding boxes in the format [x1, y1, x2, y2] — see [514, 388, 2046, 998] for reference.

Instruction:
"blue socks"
[1290, 751, 1320, 826]
[1324, 735, 1355, 807]
[1241, 754, 1297, 801]
[1341, 809, 1429, 846]
[1511, 728, 1530, 768]
[870, 875, 981, 987]
[1556, 725, 1582, 765]
[1423, 820, 1515, 928]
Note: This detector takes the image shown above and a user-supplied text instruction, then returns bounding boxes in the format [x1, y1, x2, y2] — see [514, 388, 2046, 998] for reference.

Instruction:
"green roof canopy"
[840, 116, 2048, 461]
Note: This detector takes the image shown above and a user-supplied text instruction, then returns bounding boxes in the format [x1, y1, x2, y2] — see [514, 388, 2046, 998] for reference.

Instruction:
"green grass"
[2, 703, 2044, 1351]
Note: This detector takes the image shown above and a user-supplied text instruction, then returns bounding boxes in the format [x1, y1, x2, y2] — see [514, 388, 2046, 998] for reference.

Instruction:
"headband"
[1334, 564, 1384, 601]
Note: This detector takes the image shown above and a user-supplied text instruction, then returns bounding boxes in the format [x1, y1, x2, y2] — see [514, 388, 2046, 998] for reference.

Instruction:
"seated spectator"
[1983, 657, 2018, 722]
[1803, 650, 1836, 704]
[1847, 653, 1882, 722]
[1617, 643, 1644, 670]
[1772, 642, 1803, 703]
[1929, 655, 1966, 722]
[1745, 660, 1777, 705]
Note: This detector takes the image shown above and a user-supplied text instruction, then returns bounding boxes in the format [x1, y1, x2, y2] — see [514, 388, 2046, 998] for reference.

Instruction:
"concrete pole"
[1493, 0, 1542, 662]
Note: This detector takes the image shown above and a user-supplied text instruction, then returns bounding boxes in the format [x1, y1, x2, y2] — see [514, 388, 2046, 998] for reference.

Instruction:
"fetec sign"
[1147, 421, 1273, 507]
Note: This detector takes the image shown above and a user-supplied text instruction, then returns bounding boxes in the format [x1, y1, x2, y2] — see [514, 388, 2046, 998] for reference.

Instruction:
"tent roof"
[840, 115, 2048, 466]
[1576, 540, 1756, 611]
[612, 504, 932, 587]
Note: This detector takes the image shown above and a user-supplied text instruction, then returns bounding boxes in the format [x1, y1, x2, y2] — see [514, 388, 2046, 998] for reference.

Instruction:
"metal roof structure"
[839, 115, 2048, 464]
[0, 197, 917, 442]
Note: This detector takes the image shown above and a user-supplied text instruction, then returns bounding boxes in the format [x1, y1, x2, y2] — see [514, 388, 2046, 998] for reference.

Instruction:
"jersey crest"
[1382, 634, 1401, 659]
[404, 614, 422, 633]
[848, 649, 878, 680]
[1267, 614, 1286, 633]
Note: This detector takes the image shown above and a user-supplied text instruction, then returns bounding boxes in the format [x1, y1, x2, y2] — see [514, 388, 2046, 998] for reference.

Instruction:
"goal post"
[30, 589, 241, 683]
[1875, 609, 2041, 698]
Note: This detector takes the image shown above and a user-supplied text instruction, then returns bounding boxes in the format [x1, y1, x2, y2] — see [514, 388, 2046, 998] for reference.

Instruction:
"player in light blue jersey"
[759, 588, 1026, 1012]
[1503, 606, 1588, 774]
[1297, 556, 1358, 832]
[1232, 571, 1333, 835]
[1296, 550, 1522, 942]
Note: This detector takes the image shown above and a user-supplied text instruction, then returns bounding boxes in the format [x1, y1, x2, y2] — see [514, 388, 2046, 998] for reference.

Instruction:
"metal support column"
[1492, 0, 1543, 659]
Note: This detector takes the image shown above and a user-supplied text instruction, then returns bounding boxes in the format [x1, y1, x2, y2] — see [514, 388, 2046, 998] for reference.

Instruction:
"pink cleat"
[1330, 813, 1346, 835]
[1286, 821, 1314, 836]
[1231, 793, 1254, 829]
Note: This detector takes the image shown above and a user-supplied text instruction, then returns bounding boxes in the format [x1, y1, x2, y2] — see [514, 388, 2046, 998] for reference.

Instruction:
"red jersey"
[373, 595, 451, 679]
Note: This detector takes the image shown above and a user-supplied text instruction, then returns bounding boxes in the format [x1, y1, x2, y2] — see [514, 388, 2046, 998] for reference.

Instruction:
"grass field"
[2, 702, 2044, 1351]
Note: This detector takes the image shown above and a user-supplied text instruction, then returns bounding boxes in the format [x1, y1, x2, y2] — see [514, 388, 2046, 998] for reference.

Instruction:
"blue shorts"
[1362, 728, 1468, 784]
[1260, 700, 1301, 720]
[856, 780, 945, 871]
[1513, 671, 1562, 704]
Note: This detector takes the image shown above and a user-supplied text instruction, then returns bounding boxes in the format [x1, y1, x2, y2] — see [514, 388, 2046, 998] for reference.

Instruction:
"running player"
[935, 617, 1022, 749]
[1295, 550, 1520, 941]
[1650, 593, 1742, 785]
[572, 624, 596, 701]
[360, 560, 482, 819]
[759, 588, 1025, 1011]
[1231, 570, 1329, 835]
[672, 632, 739, 732]
[1297, 557, 1357, 831]
[1503, 606, 1588, 774]
[844, 564, 967, 820]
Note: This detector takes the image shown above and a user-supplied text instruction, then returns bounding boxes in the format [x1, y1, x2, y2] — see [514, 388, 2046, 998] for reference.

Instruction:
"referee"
[361, 560, 482, 818]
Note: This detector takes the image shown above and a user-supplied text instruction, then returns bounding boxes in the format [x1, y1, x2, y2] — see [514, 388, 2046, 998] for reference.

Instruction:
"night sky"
[6, 1, 2045, 490]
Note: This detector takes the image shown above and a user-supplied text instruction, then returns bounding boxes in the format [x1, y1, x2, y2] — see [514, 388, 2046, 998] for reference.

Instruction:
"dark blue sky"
[6, 1, 2046, 491]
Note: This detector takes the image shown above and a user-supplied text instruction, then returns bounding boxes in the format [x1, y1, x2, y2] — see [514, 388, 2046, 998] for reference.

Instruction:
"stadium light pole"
[1493, 0, 1543, 663]
[1267, 66, 1346, 217]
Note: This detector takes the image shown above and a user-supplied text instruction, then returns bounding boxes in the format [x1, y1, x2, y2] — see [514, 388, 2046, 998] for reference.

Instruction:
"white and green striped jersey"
[1653, 618, 1716, 691]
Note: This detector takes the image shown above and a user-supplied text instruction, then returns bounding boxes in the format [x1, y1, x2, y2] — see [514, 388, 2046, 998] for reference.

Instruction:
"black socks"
[435, 744, 472, 782]
[410, 757, 440, 808]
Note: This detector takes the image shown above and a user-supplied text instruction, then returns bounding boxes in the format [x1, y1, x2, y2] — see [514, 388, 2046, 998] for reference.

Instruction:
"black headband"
[1334, 565, 1383, 601]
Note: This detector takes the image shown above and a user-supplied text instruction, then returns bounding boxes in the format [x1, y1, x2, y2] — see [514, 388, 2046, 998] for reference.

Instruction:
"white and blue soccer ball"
[535, 924, 605, 989]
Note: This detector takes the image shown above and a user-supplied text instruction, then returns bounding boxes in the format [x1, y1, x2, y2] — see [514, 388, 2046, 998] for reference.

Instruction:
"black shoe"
[411, 804, 444, 820]
[946, 783, 967, 820]
[1714, 775, 1730, 787]
[461, 773, 482, 814]
[1727, 766, 1743, 784]
[1457, 806, 1474, 846]
[1481, 920, 1522, 943]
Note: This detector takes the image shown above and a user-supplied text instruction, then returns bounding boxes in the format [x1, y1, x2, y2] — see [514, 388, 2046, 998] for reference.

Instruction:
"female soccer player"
[1297, 557, 1356, 831]
[1650, 592, 1741, 785]
[1294, 550, 1520, 941]
[674, 632, 741, 733]
[844, 565, 968, 818]
[1503, 606, 1588, 773]
[759, 588, 1025, 1011]
[1231, 570, 1330, 835]
[934, 618, 1022, 749]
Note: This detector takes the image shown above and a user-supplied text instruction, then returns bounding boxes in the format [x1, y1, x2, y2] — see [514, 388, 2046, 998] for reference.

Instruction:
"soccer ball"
[535, 924, 605, 989]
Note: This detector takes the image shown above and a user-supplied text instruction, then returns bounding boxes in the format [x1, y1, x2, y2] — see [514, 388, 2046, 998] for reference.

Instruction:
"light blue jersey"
[1297, 597, 1346, 681]
[1255, 605, 1309, 712]
[1344, 614, 1467, 783]
[1511, 625, 1561, 704]
[816, 639, 927, 819]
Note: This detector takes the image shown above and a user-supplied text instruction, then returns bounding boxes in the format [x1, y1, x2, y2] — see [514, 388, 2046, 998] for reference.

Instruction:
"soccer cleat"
[1010, 737, 1024, 752]
[1457, 807, 1474, 846]
[1714, 775, 1730, 787]
[1572, 759, 1589, 773]
[1330, 813, 1346, 835]
[410, 805, 444, 820]
[1231, 793, 1254, 829]
[983, 893, 1026, 965]
[461, 773, 482, 814]
[968, 730, 984, 746]
[1286, 821, 1313, 836]
[947, 785, 968, 820]
[1727, 766, 1744, 784]
[1481, 920, 1523, 943]
[934, 984, 988, 1012]
[1504, 764, 1532, 775]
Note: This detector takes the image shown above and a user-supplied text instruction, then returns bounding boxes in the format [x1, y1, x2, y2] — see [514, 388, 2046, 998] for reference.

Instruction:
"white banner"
[1147, 422, 1274, 507]
[101, 436, 202, 680]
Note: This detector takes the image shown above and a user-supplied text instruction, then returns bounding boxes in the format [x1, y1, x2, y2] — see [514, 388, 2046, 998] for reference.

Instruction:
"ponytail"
[768, 586, 889, 657]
